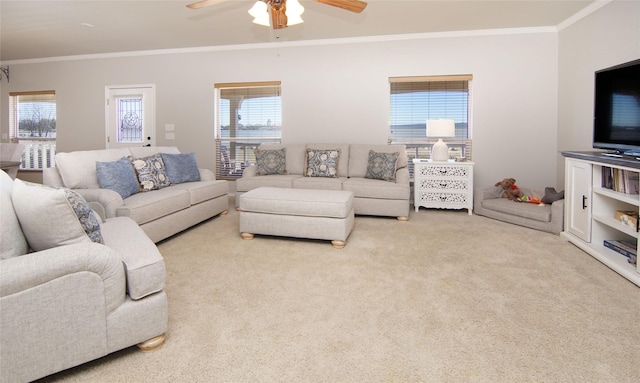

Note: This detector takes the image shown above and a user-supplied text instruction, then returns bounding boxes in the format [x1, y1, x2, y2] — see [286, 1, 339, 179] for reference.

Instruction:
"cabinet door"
[565, 159, 592, 241]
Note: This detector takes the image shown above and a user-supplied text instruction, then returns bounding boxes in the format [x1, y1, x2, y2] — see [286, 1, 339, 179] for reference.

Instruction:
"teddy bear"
[494, 178, 524, 201]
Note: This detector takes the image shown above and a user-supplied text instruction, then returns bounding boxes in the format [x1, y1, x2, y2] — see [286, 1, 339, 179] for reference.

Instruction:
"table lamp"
[427, 119, 455, 161]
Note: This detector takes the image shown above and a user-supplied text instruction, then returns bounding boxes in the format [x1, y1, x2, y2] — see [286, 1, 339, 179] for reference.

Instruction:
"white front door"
[105, 85, 155, 149]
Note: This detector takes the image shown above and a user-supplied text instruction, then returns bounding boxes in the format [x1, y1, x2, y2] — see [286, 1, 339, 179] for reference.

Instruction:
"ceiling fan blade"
[186, 0, 227, 10]
[313, 0, 368, 13]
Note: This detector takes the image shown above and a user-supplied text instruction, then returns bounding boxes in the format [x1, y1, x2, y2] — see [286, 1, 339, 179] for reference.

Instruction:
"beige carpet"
[38, 201, 640, 382]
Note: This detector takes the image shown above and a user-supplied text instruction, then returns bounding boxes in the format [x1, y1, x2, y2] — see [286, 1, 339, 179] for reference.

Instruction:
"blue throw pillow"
[96, 157, 140, 199]
[161, 152, 201, 184]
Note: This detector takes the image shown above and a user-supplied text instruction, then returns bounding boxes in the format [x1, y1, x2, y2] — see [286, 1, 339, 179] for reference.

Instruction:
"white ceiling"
[0, 0, 597, 62]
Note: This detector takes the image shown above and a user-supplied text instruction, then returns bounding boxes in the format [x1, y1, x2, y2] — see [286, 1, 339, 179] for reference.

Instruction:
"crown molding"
[0, 26, 559, 66]
[556, 0, 613, 32]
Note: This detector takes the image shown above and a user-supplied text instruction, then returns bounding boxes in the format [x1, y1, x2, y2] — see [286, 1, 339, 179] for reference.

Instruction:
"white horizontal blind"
[8, 90, 57, 169]
[214, 82, 282, 180]
[389, 75, 472, 177]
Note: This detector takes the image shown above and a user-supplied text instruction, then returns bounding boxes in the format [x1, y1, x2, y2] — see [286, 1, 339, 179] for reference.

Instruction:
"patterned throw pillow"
[365, 150, 400, 182]
[129, 154, 171, 192]
[63, 189, 104, 244]
[255, 148, 287, 175]
[306, 149, 339, 178]
[11, 179, 103, 252]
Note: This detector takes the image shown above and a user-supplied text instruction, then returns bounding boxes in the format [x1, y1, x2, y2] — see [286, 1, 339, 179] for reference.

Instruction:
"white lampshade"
[249, 1, 270, 26]
[286, 0, 305, 17]
[427, 119, 455, 162]
[427, 119, 455, 138]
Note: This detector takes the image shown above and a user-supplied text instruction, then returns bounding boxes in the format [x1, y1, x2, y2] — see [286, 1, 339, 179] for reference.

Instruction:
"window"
[9, 90, 57, 169]
[214, 81, 282, 180]
[389, 75, 472, 178]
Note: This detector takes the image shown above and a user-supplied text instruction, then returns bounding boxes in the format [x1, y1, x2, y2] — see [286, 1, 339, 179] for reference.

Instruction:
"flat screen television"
[593, 58, 640, 155]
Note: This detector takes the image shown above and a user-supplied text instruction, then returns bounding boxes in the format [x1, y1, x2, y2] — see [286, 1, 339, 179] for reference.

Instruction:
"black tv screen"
[593, 58, 640, 154]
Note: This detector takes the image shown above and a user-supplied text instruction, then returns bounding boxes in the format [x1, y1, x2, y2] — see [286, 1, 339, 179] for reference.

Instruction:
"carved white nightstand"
[413, 159, 475, 214]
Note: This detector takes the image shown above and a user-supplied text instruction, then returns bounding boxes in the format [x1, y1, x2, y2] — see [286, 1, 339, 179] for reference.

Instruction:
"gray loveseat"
[474, 187, 564, 234]
[0, 170, 168, 383]
[236, 143, 410, 220]
[44, 146, 229, 243]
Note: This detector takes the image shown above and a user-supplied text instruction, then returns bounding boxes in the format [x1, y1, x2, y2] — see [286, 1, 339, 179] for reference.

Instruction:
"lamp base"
[431, 139, 449, 161]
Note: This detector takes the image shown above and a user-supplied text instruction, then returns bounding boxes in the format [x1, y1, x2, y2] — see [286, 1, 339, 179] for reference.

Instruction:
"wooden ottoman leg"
[241, 232, 254, 240]
[331, 240, 346, 249]
[137, 334, 165, 352]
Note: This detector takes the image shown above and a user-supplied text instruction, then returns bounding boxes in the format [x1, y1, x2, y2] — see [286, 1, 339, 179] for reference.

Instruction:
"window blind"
[214, 81, 282, 180]
[389, 75, 473, 177]
[8, 90, 57, 169]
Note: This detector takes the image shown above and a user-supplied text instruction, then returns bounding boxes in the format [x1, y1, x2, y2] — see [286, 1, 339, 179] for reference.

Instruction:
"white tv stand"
[562, 151, 640, 286]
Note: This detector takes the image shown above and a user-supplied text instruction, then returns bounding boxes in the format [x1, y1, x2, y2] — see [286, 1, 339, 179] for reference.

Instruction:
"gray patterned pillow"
[365, 150, 399, 182]
[255, 148, 287, 175]
[306, 148, 339, 178]
[63, 189, 103, 244]
[129, 154, 171, 192]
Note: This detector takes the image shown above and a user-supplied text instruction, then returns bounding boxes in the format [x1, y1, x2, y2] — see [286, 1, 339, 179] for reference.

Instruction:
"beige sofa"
[236, 143, 410, 220]
[44, 146, 229, 243]
[474, 187, 565, 234]
[0, 170, 168, 383]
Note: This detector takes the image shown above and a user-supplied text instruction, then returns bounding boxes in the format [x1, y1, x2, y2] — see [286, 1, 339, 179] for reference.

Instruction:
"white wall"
[1, 29, 560, 189]
[557, 0, 640, 187]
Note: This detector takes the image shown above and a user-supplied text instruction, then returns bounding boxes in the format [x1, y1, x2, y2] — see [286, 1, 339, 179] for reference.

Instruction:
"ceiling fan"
[186, 0, 368, 30]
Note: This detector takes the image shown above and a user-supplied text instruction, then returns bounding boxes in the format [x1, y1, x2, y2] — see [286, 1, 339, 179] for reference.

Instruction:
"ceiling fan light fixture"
[248, 1, 270, 26]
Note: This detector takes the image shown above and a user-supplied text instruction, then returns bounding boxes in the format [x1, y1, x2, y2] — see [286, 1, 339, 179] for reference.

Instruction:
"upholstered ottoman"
[238, 187, 355, 248]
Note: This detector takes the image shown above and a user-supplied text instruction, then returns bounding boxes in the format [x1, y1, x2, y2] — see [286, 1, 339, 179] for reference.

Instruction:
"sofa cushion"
[306, 148, 340, 178]
[0, 170, 28, 259]
[167, 180, 229, 205]
[366, 150, 400, 182]
[236, 174, 301, 192]
[481, 198, 552, 222]
[254, 148, 287, 175]
[96, 157, 140, 199]
[160, 152, 201, 184]
[117, 187, 191, 225]
[55, 148, 131, 189]
[349, 144, 407, 178]
[342, 177, 410, 200]
[11, 179, 104, 251]
[129, 154, 171, 192]
[100, 216, 165, 300]
[292, 176, 346, 190]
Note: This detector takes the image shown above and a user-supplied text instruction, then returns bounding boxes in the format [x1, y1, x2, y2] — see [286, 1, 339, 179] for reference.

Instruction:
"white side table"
[413, 159, 474, 214]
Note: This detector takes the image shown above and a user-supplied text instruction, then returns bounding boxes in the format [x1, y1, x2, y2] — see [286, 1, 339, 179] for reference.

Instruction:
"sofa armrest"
[0, 243, 126, 313]
[199, 168, 215, 181]
[73, 188, 124, 219]
[241, 165, 258, 178]
[396, 167, 409, 185]
[42, 167, 64, 188]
